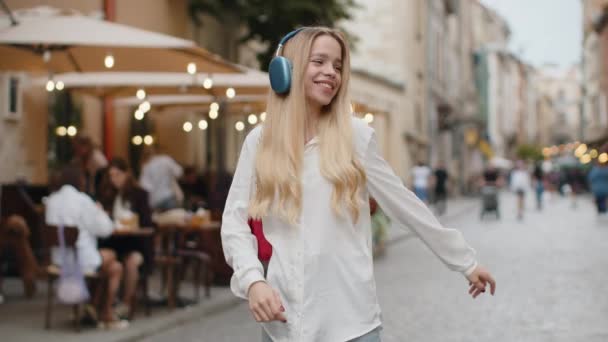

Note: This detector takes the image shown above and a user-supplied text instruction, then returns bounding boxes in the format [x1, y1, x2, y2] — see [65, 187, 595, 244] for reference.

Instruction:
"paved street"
[141, 192, 608, 342]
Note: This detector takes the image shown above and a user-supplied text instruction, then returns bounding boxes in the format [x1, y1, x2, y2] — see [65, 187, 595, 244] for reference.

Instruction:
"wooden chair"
[42, 225, 104, 332]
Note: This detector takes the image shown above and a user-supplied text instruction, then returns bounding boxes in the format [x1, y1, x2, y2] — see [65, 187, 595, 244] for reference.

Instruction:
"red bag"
[248, 218, 272, 261]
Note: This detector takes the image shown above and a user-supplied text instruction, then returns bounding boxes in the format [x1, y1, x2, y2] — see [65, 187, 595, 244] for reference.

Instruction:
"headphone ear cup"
[269, 56, 293, 94]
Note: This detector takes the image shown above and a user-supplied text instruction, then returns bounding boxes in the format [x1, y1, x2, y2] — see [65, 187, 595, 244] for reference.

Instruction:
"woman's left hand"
[466, 265, 496, 298]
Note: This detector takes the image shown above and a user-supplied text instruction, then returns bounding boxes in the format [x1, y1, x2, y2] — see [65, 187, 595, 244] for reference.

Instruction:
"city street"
[141, 192, 608, 342]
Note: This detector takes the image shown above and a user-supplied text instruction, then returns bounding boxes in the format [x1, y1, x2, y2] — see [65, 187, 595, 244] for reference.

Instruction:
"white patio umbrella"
[0, 6, 238, 74]
[32, 68, 269, 98]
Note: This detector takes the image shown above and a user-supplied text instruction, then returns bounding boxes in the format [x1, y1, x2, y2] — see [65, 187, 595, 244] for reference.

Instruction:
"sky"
[479, 0, 582, 69]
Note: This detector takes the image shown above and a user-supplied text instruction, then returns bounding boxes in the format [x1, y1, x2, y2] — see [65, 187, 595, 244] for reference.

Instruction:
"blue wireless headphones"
[269, 28, 304, 94]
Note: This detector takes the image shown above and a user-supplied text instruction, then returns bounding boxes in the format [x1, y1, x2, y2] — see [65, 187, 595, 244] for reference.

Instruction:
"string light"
[364, 113, 374, 123]
[183, 121, 193, 132]
[104, 54, 114, 68]
[187, 62, 197, 75]
[209, 110, 218, 120]
[46, 80, 55, 92]
[67, 126, 77, 137]
[203, 77, 213, 89]
[136, 89, 146, 100]
[235, 121, 245, 131]
[248, 114, 258, 125]
[55, 81, 64, 91]
[134, 109, 144, 120]
[198, 119, 208, 130]
[143, 135, 154, 145]
[226, 88, 236, 99]
[210, 102, 219, 112]
[55, 126, 67, 136]
[132, 135, 143, 145]
[260, 112, 267, 122]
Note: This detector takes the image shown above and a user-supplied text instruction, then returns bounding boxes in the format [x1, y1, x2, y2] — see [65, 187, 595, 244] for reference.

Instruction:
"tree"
[188, 0, 359, 70]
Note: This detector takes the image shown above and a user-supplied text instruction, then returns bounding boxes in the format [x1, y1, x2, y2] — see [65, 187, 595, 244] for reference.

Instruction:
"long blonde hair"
[248, 27, 366, 225]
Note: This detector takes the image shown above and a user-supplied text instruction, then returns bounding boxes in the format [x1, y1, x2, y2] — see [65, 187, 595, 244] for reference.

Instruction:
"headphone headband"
[275, 28, 304, 56]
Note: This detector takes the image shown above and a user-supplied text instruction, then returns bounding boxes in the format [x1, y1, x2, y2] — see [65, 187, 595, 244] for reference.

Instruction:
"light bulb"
[248, 114, 258, 125]
[187, 62, 197, 75]
[46, 80, 55, 92]
[55, 81, 64, 91]
[136, 89, 146, 100]
[183, 121, 193, 132]
[210, 102, 219, 112]
[143, 135, 154, 145]
[134, 110, 144, 120]
[104, 54, 114, 68]
[132, 135, 143, 145]
[139, 101, 151, 113]
[198, 119, 208, 130]
[203, 77, 213, 89]
[260, 112, 267, 122]
[364, 113, 374, 123]
[67, 126, 77, 137]
[209, 110, 218, 120]
[56, 126, 67, 136]
[226, 87, 236, 98]
[235, 121, 245, 131]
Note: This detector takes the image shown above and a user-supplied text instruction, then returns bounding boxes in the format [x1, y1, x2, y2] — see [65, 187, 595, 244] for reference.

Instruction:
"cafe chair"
[42, 225, 105, 332]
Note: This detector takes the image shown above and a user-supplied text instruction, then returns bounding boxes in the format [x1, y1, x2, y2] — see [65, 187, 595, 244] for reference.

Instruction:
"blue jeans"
[413, 186, 428, 202]
[262, 327, 382, 342]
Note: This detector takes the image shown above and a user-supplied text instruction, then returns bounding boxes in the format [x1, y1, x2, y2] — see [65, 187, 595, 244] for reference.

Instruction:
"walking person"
[432, 162, 449, 215]
[510, 160, 531, 221]
[221, 27, 496, 342]
[411, 161, 432, 203]
[532, 162, 544, 210]
[587, 159, 608, 219]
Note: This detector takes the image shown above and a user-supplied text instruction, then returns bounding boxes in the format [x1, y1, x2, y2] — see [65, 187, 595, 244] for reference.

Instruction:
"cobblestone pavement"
[141, 192, 608, 342]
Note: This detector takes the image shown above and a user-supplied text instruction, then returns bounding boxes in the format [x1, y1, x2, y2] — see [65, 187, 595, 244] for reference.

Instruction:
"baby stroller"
[480, 185, 500, 219]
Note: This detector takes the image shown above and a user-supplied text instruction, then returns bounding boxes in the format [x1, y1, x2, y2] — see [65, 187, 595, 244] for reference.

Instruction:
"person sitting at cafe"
[45, 166, 128, 329]
[98, 158, 153, 318]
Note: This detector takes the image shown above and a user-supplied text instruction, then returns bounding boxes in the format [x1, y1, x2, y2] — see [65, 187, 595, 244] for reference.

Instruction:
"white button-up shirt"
[45, 185, 114, 273]
[221, 118, 477, 342]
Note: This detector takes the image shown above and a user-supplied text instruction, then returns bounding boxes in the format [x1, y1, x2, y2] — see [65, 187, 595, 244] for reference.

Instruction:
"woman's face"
[109, 166, 128, 190]
[304, 35, 343, 113]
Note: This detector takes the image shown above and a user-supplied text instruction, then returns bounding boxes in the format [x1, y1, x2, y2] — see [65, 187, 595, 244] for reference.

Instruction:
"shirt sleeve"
[363, 129, 478, 276]
[221, 128, 265, 299]
[79, 194, 114, 238]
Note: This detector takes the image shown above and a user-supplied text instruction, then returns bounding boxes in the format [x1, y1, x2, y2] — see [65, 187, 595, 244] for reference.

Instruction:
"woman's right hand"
[247, 281, 287, 323]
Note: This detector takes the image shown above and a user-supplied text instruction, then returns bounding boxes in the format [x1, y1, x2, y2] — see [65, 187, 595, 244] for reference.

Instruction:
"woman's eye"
[312, 60, 323, 65]
[335, 65, 342, 71]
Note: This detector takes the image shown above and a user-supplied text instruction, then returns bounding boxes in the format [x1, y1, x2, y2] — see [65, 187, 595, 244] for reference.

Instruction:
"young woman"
[221, 26, 496, 342]
[98, 158, 153, 317]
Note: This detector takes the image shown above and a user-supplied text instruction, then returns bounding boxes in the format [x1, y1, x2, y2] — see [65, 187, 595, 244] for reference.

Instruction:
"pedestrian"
[221, 26, 496, 342]
[432, 162, 449, 215]
[138, 146, 184, 212]
[532, 162, 544, 210]
[510, 160, 531, 221]
[411, 160, 432, 203]
[587, 158, 608, 218]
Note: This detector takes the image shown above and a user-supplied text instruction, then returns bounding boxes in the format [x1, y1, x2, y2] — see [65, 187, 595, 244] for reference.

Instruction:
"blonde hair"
[248, 26, 366, 225]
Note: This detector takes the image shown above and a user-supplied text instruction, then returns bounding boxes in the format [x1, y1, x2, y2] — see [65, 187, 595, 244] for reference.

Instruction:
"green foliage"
[516, 144, 543, 162]
[47, 91, 82, 171]
[188, 0, 359, 70]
